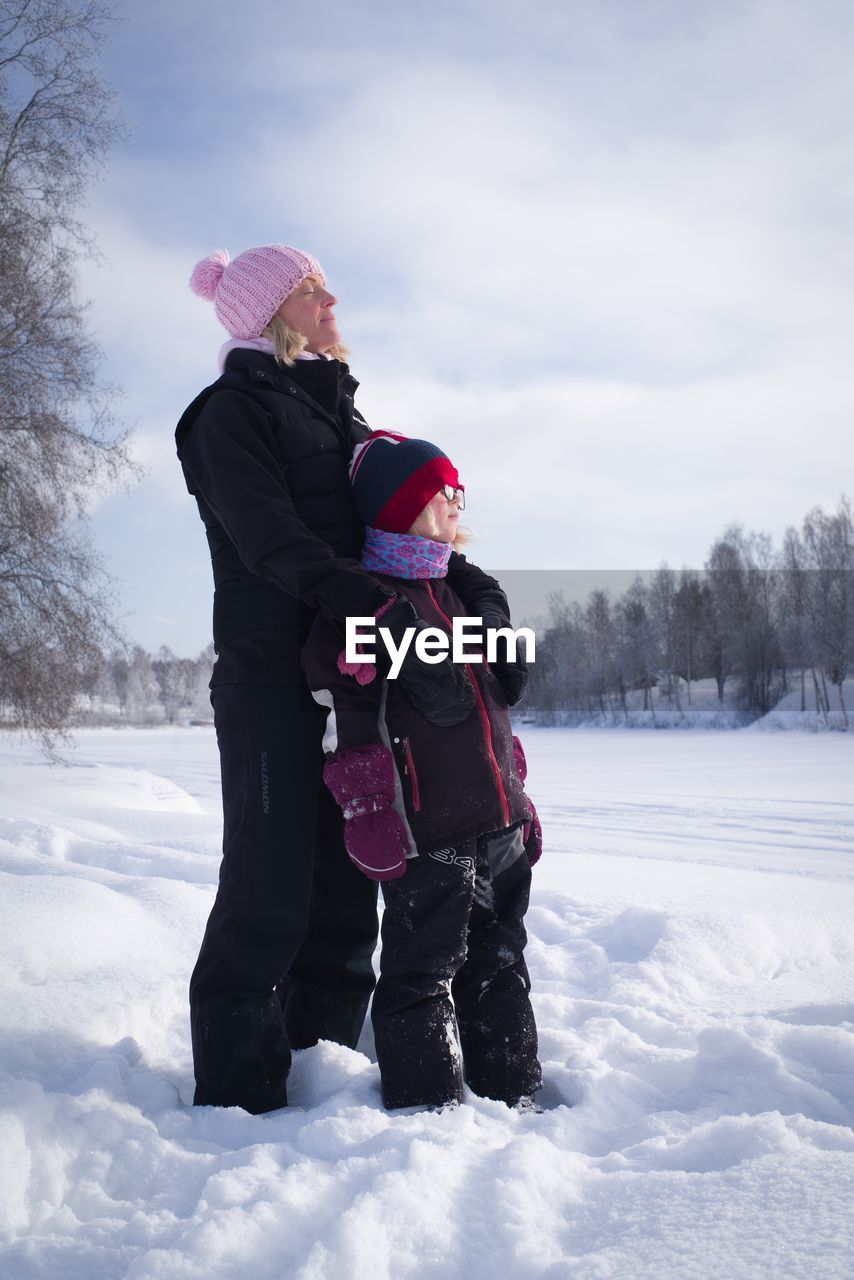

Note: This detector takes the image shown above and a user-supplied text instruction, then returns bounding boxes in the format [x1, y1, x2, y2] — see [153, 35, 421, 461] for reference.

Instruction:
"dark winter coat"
[302, 574, 531, 855]
[175, 350, 510, 682]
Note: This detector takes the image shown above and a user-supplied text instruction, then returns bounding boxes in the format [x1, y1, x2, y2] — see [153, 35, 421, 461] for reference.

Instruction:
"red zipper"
[404, 738, 421, 811]
[424, 581, 511, 828]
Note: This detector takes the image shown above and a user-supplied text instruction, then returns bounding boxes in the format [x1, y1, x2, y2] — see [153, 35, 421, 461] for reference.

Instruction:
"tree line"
[524, 498, 853, 729]
[70, 496, 852, 732]
[76, 645, 216, 727]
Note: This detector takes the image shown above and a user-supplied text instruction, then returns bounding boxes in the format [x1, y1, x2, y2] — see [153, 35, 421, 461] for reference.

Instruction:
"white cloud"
[231, 35, 854, 389]
[353, 349, 852, 570]
[77, 213, 224, 400]
[76, 0, 854, 646]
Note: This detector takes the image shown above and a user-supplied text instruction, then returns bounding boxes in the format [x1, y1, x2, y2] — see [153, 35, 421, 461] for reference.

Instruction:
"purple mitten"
[512, 736, 542, 865]
[512, 735, 528, 782]
[523, 797, 543, 866]
[323, 743, 410, 881]
[336, 596, 397, 685]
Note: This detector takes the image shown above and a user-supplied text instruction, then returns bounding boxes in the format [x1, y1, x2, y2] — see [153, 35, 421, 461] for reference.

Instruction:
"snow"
[0, 726, 852, 1279]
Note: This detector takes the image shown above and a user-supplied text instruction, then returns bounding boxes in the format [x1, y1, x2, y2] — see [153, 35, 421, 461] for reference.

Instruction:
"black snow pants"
[190, 680, 379, 1113]
[371, 825, 541, 1110]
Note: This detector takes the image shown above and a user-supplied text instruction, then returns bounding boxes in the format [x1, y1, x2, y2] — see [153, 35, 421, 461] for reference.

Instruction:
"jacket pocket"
[390, 735, 422, 813]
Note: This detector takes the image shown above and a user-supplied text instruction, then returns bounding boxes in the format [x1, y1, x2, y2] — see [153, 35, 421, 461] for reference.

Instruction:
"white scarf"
[217, 337, 330, 374]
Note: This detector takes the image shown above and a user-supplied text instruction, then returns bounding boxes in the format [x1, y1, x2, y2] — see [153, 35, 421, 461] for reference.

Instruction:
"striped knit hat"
[189, 245, 325, 339]
[349, 431, 462, 534]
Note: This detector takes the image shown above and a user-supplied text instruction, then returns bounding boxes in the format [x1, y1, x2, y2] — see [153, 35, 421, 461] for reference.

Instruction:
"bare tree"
[0, 0, 131, 743]
[649, 564, 684, 714]
[673, 569, 713, 705]
[190, 643, 215, 721]
[705, 528, 783, 718]
[108, 647, 130, 716]
[125, 645, 158, 722]
[151, 645, 196, 725]
[618, 576, 658, 716]
[528, 592, 589, 723]
[801, 499, 853, 727]
[585, 589, 617, 721]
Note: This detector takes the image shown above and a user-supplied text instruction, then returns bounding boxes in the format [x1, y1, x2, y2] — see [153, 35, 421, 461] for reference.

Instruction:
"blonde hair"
[408, 498, 473, 550]
[262, 311, 350, 366]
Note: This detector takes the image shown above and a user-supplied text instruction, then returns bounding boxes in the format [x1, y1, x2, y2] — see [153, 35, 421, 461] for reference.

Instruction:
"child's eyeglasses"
[440, 484, 465, 510]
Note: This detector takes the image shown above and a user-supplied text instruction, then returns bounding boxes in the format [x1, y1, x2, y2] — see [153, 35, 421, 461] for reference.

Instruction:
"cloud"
[75, 0, 854, 648]
[221, 19, 854, 391]
[76, 212, 223, 399]
[351, 348, 852, 572]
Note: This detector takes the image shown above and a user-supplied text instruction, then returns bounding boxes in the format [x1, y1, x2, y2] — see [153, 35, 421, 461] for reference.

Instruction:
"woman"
[176, 243, 512, 1113]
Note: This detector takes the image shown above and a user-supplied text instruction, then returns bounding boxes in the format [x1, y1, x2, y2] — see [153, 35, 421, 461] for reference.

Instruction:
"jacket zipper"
[275, 376, 352, 449]
[424, 581, 511, 828]
[404, 738, 422, 811]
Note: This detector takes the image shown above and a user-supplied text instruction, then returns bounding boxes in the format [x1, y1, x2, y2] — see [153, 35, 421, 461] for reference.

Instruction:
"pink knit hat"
[189, 244, 325, 339]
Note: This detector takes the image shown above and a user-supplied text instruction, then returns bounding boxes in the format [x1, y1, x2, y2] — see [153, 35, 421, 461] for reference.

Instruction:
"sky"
[76, 0, 854, 654]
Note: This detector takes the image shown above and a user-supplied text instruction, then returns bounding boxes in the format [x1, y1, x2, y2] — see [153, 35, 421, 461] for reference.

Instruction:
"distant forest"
[525, 498, 852, 729]
[75, 497, 852, 732]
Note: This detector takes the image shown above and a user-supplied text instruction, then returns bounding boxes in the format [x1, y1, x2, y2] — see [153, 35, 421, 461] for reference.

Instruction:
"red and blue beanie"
[349, 431, 462, 534]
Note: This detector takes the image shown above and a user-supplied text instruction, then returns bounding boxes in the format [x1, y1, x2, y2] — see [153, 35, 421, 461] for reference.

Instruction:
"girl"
[303, 431, 543, 1110]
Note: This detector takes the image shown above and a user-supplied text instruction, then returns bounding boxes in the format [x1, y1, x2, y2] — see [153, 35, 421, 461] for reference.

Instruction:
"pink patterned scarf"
[361, 527, 452, 579]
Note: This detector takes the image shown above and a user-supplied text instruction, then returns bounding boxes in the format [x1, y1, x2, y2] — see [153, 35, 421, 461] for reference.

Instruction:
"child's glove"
[323, 743, 410, 881]
[338, 595, 476, 727]
[512, 735, 542, 866]
[479, 609, 529, 706]
[337, 595, 397, 685]
[522, 799, 543, 867]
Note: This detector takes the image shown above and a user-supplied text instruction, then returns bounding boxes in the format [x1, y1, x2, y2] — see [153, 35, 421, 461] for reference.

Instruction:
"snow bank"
[0, 729, 852, 1278]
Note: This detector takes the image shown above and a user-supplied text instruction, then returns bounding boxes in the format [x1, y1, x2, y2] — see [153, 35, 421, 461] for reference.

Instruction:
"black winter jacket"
[303, 574, 531, 855]
[176, 349, 512, 682]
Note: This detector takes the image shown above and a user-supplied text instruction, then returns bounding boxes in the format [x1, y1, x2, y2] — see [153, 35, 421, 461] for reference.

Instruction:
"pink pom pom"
[337, 651, 377, 685]
[189, 250, 229, 300]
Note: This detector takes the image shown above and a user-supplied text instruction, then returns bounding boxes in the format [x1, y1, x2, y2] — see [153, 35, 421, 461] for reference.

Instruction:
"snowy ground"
[1, 727, 852, 1279]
